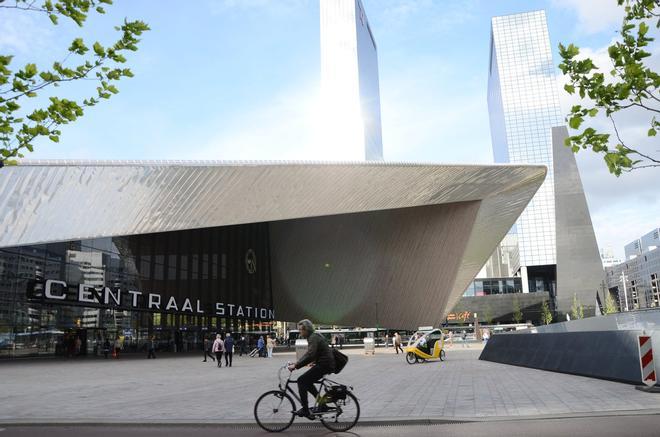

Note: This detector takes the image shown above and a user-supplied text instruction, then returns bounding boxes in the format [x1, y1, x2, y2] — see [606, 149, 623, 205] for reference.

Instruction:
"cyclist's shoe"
[295, 408, 312, 419]
[311, 405, 329, 413]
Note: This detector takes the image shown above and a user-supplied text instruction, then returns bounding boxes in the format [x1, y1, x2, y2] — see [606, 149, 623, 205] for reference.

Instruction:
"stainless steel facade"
[488, 10, 562, 269]
[320, 0, 383, 160]
[0, 161, 546, 328]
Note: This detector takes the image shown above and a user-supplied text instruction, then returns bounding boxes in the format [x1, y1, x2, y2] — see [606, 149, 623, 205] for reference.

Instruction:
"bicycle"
[254, 363, 360, 432]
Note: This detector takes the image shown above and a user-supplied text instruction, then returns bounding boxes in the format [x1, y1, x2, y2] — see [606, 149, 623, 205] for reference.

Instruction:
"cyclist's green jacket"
[295, 332, 335, 372]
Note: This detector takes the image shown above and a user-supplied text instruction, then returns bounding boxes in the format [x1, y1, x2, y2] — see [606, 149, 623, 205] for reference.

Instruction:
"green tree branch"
[0, 0, 149, 167]
[559, 0, 660, 176]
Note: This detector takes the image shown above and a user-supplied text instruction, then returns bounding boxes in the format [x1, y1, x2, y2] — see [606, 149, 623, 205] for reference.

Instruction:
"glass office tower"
[320, 0, 383, 161]
[488, 10, 563, 292]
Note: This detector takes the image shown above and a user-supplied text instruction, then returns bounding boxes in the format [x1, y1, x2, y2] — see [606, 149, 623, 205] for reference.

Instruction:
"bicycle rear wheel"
[320, 391, 360, 432]
[254, 390, 295, 432]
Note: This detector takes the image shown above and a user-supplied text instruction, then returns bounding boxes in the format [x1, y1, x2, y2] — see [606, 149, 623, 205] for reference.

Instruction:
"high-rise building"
[320, 0, 383, 161]
[488, 11, 562, 286]
[487, 11, 604, 316]
[624, 227, 660, 260]
[606, 227, 660, 311]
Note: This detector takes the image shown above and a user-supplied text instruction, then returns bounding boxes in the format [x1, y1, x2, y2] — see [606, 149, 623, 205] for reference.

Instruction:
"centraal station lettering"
[28, 279, 275, 320]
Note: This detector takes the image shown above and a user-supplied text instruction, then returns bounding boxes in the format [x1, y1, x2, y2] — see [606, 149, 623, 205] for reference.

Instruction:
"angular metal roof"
[0, 160, 545, 249]
[0, 160, 546, 326]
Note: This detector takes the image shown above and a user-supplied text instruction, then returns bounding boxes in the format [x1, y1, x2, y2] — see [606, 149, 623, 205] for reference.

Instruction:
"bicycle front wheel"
[406, 352, 416, 364]
[254, 390, 296, 432]
[321, 391, 360, 432]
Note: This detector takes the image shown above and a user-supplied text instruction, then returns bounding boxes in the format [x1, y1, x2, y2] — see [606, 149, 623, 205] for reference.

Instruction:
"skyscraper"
[487, 11, 604, 316]
[320, 0, 383, 161]
[488, 10, 563, 293]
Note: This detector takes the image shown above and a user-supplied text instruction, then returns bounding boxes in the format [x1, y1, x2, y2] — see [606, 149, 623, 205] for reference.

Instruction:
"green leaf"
[649, 128, 657, 137]
[49, 14, 58, 25]
[93, 42, 106, 57]
[587, 108, 598, 117]
[569, 116, 583, 129]
[564, 84, 575, 94]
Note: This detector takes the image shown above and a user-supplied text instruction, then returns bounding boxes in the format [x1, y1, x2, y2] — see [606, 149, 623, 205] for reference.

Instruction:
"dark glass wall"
[0, 222, 272, 358]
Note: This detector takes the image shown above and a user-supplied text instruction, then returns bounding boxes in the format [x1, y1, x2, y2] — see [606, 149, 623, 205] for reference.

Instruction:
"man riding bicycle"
[287, 319, 335, 418]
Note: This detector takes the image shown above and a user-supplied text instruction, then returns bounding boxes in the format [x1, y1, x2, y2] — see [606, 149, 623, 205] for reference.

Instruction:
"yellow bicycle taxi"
[404, 328, 446, 364]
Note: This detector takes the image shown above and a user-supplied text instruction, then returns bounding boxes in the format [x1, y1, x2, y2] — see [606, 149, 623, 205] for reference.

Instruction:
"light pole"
[620, 272, 629, 312]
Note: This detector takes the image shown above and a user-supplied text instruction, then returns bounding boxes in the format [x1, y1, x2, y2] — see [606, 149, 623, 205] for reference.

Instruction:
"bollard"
[363, 337, 375, 355]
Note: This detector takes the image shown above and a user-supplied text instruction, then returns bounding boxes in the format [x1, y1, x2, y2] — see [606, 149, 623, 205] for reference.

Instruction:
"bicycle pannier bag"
[332, 348, 348, 374]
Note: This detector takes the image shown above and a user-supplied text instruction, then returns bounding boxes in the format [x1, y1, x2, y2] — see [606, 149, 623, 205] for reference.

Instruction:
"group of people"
[200, 333, 279, 366]
[203, 334, 235, 367]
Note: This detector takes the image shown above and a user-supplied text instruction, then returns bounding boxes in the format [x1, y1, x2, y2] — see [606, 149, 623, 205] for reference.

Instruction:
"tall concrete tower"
[320, 0, 383, 161]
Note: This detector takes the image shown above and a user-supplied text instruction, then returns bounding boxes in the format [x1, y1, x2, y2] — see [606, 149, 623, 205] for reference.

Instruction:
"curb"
[2, 409, 660, 427]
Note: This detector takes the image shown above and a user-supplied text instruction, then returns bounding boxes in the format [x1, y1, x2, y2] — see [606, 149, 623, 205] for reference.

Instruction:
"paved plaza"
[1, 347, 660, 423]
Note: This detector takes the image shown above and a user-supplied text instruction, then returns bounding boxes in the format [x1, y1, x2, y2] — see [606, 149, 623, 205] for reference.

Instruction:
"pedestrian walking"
[75, 336, 82, 356]
[238, 335, 246, 356]
[331, 334, 336, 349]
[212, 334, 224, 367]
[202, 335, 215, 362]
[266, 335, 275, 358]
[482, 328, 490, 344]
[224, 333, 234, 367]
[257, 335, 265, 358]
[394, 332, 404, 354]
[114, 337, 122, 358]
[447, 330, 454, 348]
[461, 330, 468, 348]
[103, 339, 110, 359]
[384, 333, 389, 349]
[147, 336, 156, 359]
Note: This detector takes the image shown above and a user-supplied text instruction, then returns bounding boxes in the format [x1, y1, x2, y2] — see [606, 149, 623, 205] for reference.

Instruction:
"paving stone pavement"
[1, 347, 659, 422]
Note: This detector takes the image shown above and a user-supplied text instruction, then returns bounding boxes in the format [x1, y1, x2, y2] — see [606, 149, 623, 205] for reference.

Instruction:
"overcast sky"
[1, 0, 658, 260]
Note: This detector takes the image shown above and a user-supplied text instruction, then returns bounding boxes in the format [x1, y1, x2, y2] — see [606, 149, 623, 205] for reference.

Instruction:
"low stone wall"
[479, 330, 645, 384]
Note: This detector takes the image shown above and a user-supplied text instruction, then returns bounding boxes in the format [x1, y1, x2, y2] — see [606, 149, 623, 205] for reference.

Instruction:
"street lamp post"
[620, 272, 629, 312]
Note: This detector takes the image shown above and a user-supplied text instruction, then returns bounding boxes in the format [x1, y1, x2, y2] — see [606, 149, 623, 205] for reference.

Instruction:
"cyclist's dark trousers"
[298, 366, 328, 411]
[225, 351, 233, 366]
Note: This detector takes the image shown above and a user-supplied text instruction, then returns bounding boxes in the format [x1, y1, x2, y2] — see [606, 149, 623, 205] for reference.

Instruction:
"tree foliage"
[0, 0, 149, 167]
[512, 297, 523, 324]
[540, 300, 553, 325]
[558, 0, 659, 176]
[604, 291, 619, 314]
[571, 293, 585, 320]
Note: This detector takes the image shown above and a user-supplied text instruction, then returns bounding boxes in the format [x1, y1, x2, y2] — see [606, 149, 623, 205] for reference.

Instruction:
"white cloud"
[551, 0, 623, 34]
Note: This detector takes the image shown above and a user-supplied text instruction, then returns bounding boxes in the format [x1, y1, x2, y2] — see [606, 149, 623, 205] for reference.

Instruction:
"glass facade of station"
[463, 277, 523, 297]
[0, 223, 274, 358]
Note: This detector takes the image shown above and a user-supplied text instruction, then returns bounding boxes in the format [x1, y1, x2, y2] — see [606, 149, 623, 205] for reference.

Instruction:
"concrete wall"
[480, 330, 646, 384]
